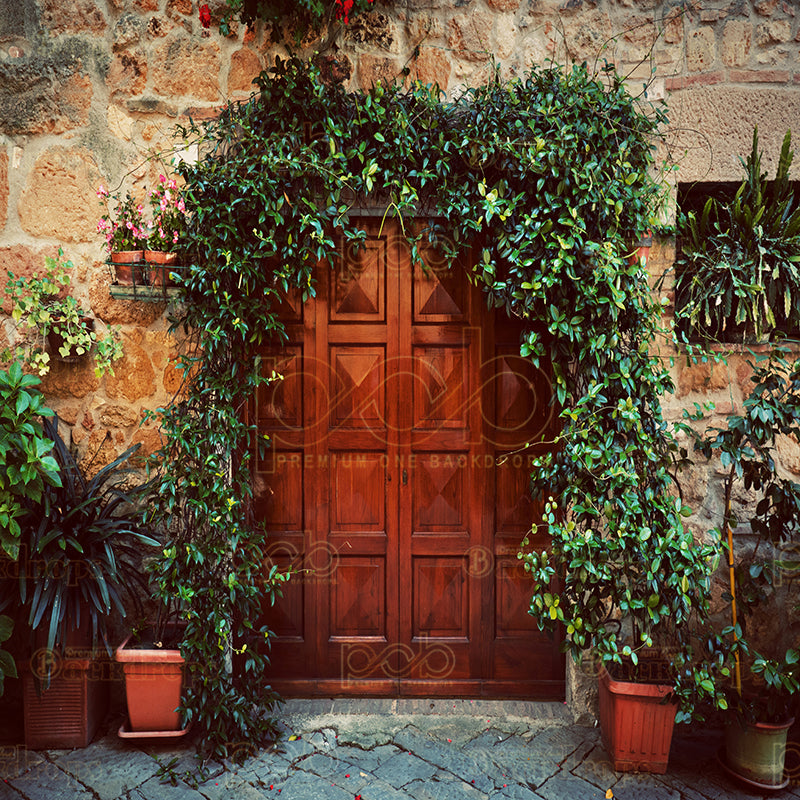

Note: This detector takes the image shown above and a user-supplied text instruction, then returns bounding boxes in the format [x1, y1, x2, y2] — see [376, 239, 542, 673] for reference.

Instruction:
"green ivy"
[154, 54, 716, 758]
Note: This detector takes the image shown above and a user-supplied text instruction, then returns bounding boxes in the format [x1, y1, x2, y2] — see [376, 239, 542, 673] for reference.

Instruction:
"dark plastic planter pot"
[724, 717, 793, 788]
[115, 634, 185, 733]
[598, 667, 676, 773]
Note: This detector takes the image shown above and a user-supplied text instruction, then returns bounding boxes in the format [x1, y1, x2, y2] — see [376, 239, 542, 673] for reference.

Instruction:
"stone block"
[358, 54, 400, 89]
[676, 358, 730, 397]
[105, 331, 157, 402]
[38, 356, 100, 399]
[487, 0, 521, 11]
[107, 49, 148, 97]
[345, 11, 394, 49]
[38, 0, 107, 36]
[113, 13, 145, 49]
[0, 244, 60, 314]
[18, 147, 101, 242]
[686, 26, 716, 72]
[228, 47, 262, 94]
[98, 404, 140, 428]
[721, 19, 752, 66]
[0, 150, 7, 234]
[666, 86, 800, 181]
[0, 50, 93, 135]
[447, 13, 494, 62]
[88, 269, 166, 326]
[151, 34, 221, 102]
[757, 19, 793, 45]
[408, 47, 451, 90]
[131, 424, 164, 462]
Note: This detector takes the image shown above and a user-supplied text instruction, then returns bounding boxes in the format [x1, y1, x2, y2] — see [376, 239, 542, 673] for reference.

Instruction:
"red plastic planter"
[115, 634, 185, 732]
[598, 667, 676, 773]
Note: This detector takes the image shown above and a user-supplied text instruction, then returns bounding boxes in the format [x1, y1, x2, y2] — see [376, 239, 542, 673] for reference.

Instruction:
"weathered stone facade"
[1, 0, 799, 719]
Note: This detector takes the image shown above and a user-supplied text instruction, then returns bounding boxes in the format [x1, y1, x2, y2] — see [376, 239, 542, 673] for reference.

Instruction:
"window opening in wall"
[674, 177, 800, 344]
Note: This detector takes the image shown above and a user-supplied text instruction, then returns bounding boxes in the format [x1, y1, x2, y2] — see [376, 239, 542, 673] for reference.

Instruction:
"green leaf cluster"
[0, 363, 61, 559]
[674, 127, 800, 343]
[154, 53, 714, 753]
[2, 248, 123, 378]
[0, 417, 158, 688]
[676, 346, 800, 722]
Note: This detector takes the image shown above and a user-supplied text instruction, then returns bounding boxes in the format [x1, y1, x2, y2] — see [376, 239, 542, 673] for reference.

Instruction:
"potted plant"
[3, 249, 123, 378]
[680, 346, 800, 789]
[115, 621, 187, 737]
[97, 186, 148, 285]
[672, 127, 800, 344]
[144, 174, 188, 287]
[0, 417, 158, 748]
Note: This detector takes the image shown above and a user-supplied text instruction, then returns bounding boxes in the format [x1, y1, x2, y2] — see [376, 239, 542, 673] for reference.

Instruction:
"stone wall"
[1, 0, 799, 718]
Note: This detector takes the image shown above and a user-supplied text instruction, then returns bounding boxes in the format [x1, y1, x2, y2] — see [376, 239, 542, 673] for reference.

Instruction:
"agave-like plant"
[0, 418, 159, 683]
[674, 127, 800, 342]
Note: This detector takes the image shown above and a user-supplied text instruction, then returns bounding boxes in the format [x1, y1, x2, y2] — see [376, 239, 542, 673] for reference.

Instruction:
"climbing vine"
[152, 55, 716, 759]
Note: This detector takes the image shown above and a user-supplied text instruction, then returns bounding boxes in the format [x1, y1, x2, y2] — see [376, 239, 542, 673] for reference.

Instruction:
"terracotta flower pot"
[111, 251, 147, 286]
[144, 250, 178, 287]
[598, 667, 676, 774]
[22, 650, 110, 749]
[115, 632, 185, 733]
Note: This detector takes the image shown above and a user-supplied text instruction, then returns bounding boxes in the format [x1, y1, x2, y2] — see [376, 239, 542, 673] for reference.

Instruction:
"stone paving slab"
[4, 701, 800, 800]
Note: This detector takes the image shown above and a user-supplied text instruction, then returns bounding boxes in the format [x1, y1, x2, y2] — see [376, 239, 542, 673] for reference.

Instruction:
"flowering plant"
[97, 188, 147, 254]
[147, 175, 188, 254]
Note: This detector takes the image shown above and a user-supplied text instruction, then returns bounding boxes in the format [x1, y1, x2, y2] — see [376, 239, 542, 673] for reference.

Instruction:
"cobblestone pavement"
[1, 699, 799, 800]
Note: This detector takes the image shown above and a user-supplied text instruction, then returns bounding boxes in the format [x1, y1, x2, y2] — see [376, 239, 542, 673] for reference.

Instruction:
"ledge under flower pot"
[598, 666, 677, 774]
[115, 632, 186, 734]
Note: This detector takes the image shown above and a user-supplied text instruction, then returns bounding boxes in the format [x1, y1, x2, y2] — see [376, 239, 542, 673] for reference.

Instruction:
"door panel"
[256, 217, 564, 697]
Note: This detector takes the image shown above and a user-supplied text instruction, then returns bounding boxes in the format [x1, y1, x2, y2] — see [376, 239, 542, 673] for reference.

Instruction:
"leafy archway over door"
[148, 56, 715, 761]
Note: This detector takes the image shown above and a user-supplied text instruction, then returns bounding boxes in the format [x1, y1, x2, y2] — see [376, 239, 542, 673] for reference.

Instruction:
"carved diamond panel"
[331, 346, 385, 428]
[413, 346, 467, 429]
[495, 457, 536, 534]
[491, 348, 552, 446]
[413, 557, 468, 637]
[330, 453, 386, 533]
[330, 558, 385, 638]
[413, 251, 466, 322]
[495, 556, 539, 636]
[257, 347, 302, 430]
[413, 453, 466, 532]
[255, 451, 303, 533]
[330, 237, 386, 322]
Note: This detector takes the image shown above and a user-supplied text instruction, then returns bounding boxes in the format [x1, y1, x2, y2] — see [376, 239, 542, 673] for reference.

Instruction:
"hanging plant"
[150, 55, 717, 760]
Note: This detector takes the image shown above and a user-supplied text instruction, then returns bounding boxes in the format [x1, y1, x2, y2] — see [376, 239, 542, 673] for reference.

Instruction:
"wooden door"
[254, 218, 564, 697]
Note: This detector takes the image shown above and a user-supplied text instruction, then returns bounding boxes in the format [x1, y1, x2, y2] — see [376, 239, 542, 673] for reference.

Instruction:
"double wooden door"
[254, 218, 563, 697]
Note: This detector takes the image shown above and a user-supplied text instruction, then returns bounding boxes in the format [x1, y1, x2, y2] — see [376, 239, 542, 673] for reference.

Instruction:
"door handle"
[402, 468, 408, 486]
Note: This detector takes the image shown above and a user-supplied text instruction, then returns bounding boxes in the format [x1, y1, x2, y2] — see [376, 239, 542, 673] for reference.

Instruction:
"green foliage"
[674, 127, 800, 343]
[0, 614, 17, 696]
[677, 347, 800, 722]
[3, 249, 123, 378]
[0, 418, 158, 687]
[0, 364, 61, 559]
[157, 53, 713, 755]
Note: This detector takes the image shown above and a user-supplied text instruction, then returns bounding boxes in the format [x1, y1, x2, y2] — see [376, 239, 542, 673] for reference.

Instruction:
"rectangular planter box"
[598, 667, 676, 773]
[23, 654, 110, 749]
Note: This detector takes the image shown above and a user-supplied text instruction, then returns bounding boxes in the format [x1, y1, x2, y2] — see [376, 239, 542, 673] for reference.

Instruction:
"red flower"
[199, 3, 211, 28]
